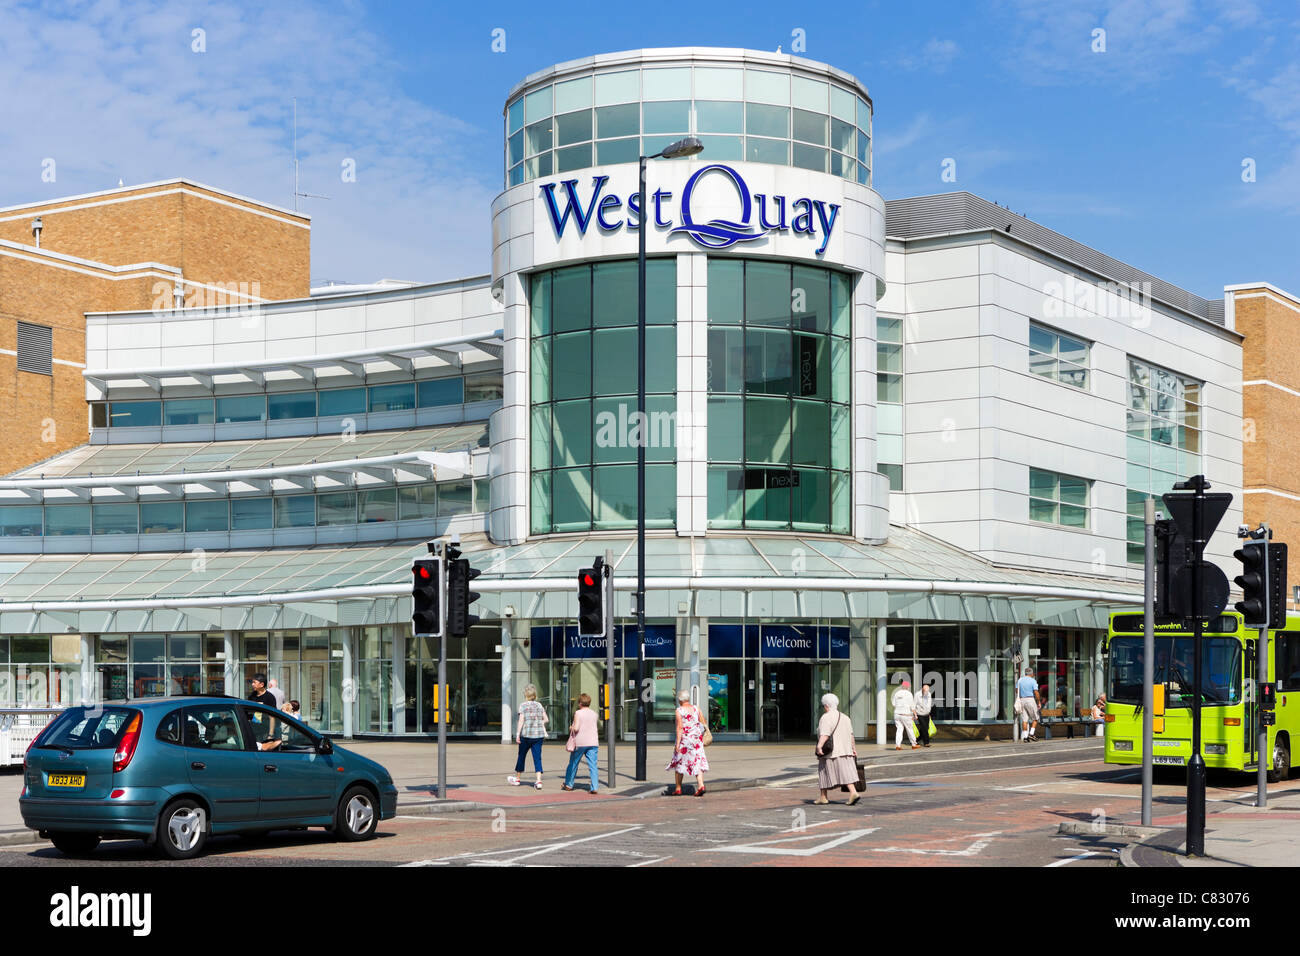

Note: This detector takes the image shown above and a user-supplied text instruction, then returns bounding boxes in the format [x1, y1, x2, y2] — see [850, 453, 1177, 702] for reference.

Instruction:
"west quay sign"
[539, 163, 841, 257]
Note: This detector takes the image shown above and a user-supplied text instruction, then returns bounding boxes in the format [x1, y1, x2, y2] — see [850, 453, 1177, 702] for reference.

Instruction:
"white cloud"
[0, 0, 498, 285]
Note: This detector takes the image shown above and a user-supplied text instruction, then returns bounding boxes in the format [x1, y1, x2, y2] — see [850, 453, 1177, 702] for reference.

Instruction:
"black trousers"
[916, 714, 931, 745]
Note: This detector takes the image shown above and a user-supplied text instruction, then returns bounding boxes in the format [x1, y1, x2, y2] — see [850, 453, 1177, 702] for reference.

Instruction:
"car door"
[182, 704, 262, 827]
[241, 704, 339, 823]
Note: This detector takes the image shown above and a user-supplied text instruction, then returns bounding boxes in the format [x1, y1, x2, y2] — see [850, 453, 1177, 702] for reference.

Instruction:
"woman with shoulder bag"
[562, 692, 601, 793]
[815, 693, 860, 805]
[666, 689, 710, 796]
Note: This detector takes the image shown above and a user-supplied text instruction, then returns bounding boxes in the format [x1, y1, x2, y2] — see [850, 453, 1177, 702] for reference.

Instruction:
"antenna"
[292, 98, 331, 212]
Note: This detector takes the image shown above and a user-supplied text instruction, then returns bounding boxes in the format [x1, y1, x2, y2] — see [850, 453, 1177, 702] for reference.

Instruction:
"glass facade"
[0, 635, 82, 705]
[506, 64, 871, 188]
[877, 315, 903, 490]
[707, 258, 851, 532]
[92, 373, 476, 430]
[1126, 357, 1201, 563]
[0, 480, 484, 538]
[529, 259, 678, 533]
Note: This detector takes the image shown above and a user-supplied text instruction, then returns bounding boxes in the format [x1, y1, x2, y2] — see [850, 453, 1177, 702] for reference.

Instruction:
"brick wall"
[0, 180, 310, 475]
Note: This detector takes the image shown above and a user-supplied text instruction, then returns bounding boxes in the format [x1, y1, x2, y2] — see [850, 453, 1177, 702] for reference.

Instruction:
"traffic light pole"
[1142, 499, 1155, 827]
[634, 153, 648, 782]
[1257, 530, 1270, 810]
[604, 549, 615, 790]
[1186, 480, 1207, 857]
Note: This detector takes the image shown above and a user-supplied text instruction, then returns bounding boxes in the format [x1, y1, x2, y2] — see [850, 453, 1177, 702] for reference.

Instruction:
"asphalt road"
[9, 741, 1271, 868]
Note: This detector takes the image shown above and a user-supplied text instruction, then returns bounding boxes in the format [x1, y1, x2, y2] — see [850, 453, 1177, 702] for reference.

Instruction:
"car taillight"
[113, 713, 142, 773]
[23, 732, 42, 771]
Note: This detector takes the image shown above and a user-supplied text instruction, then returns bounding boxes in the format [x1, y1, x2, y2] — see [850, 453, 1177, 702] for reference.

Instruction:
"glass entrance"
[761, 662, 814, 740]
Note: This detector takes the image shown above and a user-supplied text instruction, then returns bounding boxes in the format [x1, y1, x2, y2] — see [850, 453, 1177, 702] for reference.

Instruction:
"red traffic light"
[583, 573, 595, 587]
[417, 565, 431, 579]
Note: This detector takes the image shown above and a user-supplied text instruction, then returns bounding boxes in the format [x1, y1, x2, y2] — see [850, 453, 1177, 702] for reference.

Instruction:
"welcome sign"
[538, 163, 842, 257]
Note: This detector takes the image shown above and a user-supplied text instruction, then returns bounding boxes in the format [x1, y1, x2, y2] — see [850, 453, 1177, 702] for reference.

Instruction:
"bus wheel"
[1269, 735, 1290, 783]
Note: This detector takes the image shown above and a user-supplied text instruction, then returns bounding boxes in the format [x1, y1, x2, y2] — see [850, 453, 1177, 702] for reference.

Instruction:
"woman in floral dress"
[666, 689, 709, 796]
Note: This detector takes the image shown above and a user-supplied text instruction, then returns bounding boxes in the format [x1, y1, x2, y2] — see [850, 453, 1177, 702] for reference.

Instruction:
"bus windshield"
[1108, 636, 1242, 707]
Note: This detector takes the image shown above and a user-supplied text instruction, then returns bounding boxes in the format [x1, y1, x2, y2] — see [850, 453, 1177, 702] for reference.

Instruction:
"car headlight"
[1113, 740, 1133, 751]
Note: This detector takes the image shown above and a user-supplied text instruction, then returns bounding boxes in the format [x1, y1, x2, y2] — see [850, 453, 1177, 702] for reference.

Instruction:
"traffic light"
[445, 544, 481, 638]
[411, 557, 443, 638]
[1260, 682, 1277, 711]
[1268, 544, 1288, 629]
[1154, 518, 1188, 619]
[1234, 542, 1268, 626]
[577, 563, 606, 636]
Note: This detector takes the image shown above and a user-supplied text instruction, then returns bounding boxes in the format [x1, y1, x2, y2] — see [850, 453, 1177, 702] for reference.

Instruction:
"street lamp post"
[635, 136, 702, 781]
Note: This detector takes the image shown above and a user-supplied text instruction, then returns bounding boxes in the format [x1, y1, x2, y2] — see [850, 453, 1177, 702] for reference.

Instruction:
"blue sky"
[3, 0, 1297, 299]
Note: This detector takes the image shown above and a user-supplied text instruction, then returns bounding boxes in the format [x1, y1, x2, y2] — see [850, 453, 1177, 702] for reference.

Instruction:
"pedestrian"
[814, 693, 860, 805]
[562, 692, 601, 794]
[247, 673, 276, 708]
[267, 677, 286, 709]
[892, 680, 919, 750]
[666, 689, 709, 796]
[1017, 667, 1041, 741]
[507, 683, 548, 789]
[1090, 693, 1107, 736]
[287, 699, 302, 722]
[914, 679, 934, 748]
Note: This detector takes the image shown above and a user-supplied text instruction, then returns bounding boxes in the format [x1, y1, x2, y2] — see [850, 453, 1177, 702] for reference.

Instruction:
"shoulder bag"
[821, 713, 842, 757]
[698, 707, 713, 746]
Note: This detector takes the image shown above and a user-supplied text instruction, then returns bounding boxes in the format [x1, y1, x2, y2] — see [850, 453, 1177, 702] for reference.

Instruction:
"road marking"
[1047, 848, 1115, 867]
[630, 856, 672, 867]
[401, 825, 643, 867]
[394, 815, 454, 821]
[869, 831, 1001, 857]
[713, 827, 879, 857]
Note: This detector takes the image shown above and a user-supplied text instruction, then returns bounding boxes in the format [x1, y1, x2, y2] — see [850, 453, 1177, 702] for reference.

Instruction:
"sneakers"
[507, 775, 521, 786]
[912, 744, 921, 750]
[534, 781, 543, 790]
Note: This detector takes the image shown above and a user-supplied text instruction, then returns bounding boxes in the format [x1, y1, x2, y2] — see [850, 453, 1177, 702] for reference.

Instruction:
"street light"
[635, 136, 703, 781]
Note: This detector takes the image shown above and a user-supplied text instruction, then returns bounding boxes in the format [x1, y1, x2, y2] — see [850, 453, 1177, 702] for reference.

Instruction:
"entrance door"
[763, 663, 814, 740]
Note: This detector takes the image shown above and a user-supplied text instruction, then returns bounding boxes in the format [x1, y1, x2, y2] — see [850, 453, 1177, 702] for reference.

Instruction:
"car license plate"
[47, 774, 85, 788]
[1152, 756, 1184, 766]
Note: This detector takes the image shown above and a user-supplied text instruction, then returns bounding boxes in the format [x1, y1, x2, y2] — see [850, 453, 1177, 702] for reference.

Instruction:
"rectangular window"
[358, 489, 397, 522]
[92, 503, 138, 535]
[398, 484, 437, 520]
[163, 398, 215, 426]
[0, 506, 41, 537]
[318, 387, 366, 417]
[1028, 323, 1089, 389]
[231, 497, 273, 530]
[417, 377, 464, 408]
[140, 501, 183, 533]
[109, 401, 162, 428]
[368, 383, 416, 413]
[437, 481, 472, 517]
[268, 391, 317, 420]
[185, 500, 229, 532]
[316, 492, 357, 526]
[274, 495, 315, 528]
[16, 322, 53, 375]
[45, 505, 90, 536]
[464, 373, 503, 403]
[1126, 357, 1201, 562]
[215, 395, 266, 424]
[1029, 467, 1090, 530]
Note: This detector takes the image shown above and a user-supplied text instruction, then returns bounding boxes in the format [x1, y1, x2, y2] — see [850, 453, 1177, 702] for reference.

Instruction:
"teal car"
[19, 696, 398, 859]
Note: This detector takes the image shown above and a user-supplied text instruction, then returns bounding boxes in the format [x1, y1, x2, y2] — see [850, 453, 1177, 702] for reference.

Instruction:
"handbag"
[565, 728, 577, 753]
[821, 713, 842, 756]
[698, 707, 713, 746]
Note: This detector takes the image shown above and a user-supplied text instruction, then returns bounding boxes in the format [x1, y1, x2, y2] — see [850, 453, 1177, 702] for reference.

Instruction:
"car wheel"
[50, 832, 100, 857]
[335, 785, 378, 842]
[1269, 735, 1291, 783]
[157, 798, 208, 860]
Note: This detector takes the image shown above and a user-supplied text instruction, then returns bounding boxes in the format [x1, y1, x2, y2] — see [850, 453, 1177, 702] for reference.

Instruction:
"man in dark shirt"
[247, 673, 279, 747]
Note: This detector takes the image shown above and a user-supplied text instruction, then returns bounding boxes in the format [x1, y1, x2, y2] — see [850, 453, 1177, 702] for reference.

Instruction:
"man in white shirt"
[267, 677, 286, 709]
[892, 679, 919, 750]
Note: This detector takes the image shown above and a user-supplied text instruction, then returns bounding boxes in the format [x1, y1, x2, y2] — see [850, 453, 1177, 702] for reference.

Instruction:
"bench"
[1038, 707, 1105, 739]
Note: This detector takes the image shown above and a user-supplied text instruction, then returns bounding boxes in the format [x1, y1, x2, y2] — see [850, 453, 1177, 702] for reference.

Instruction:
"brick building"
[1229, 282, 1300, 607]
[0, 180, 309, 475]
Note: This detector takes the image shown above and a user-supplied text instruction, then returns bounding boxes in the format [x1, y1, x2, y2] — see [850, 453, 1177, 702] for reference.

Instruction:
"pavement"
[1118, 784, 1300, 869]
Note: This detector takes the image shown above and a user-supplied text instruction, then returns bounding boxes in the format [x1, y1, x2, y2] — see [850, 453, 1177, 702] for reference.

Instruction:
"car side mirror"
[317, 737, 333, 755]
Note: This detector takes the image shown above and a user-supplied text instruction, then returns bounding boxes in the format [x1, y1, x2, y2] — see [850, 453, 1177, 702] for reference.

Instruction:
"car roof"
[91, 695, 249, 708]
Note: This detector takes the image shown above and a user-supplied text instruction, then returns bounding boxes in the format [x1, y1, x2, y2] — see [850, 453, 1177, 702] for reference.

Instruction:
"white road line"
[401, 824, 643, 867]
[713, 827, 879, 857]
[868, 831, 1002, 858]
[1047, 849, 1114, 867]
[630, 856, 672, 867]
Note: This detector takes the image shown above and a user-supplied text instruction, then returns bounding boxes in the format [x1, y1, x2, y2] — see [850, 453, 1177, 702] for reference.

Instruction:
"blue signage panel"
[530, 625, 676, 660]
[760, 624, 818, 659]
[709, 624, 744, 658]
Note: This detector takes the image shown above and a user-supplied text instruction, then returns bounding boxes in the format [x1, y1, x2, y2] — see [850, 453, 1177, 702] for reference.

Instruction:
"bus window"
[1278, 635, 1300, 692]
[1108, 636, 1241, 706]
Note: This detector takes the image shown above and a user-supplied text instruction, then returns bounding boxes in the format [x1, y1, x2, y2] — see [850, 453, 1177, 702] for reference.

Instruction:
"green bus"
[1104, 610, 1299, 781]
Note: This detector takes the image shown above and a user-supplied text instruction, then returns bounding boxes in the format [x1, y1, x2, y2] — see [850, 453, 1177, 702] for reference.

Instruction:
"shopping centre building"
[0, 48, 1247, 741]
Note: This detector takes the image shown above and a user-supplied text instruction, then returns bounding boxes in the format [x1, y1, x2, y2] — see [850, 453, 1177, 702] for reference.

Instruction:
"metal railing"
[0, 708, 64, 766]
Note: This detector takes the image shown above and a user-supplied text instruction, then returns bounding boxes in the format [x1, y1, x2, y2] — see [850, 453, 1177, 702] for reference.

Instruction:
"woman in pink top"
[562, 693, 602, 793]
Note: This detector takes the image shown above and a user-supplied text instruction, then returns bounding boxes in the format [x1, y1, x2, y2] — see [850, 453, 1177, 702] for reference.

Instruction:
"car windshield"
[1108, 636, 1242, 707]
[40, 707, 137, 750]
